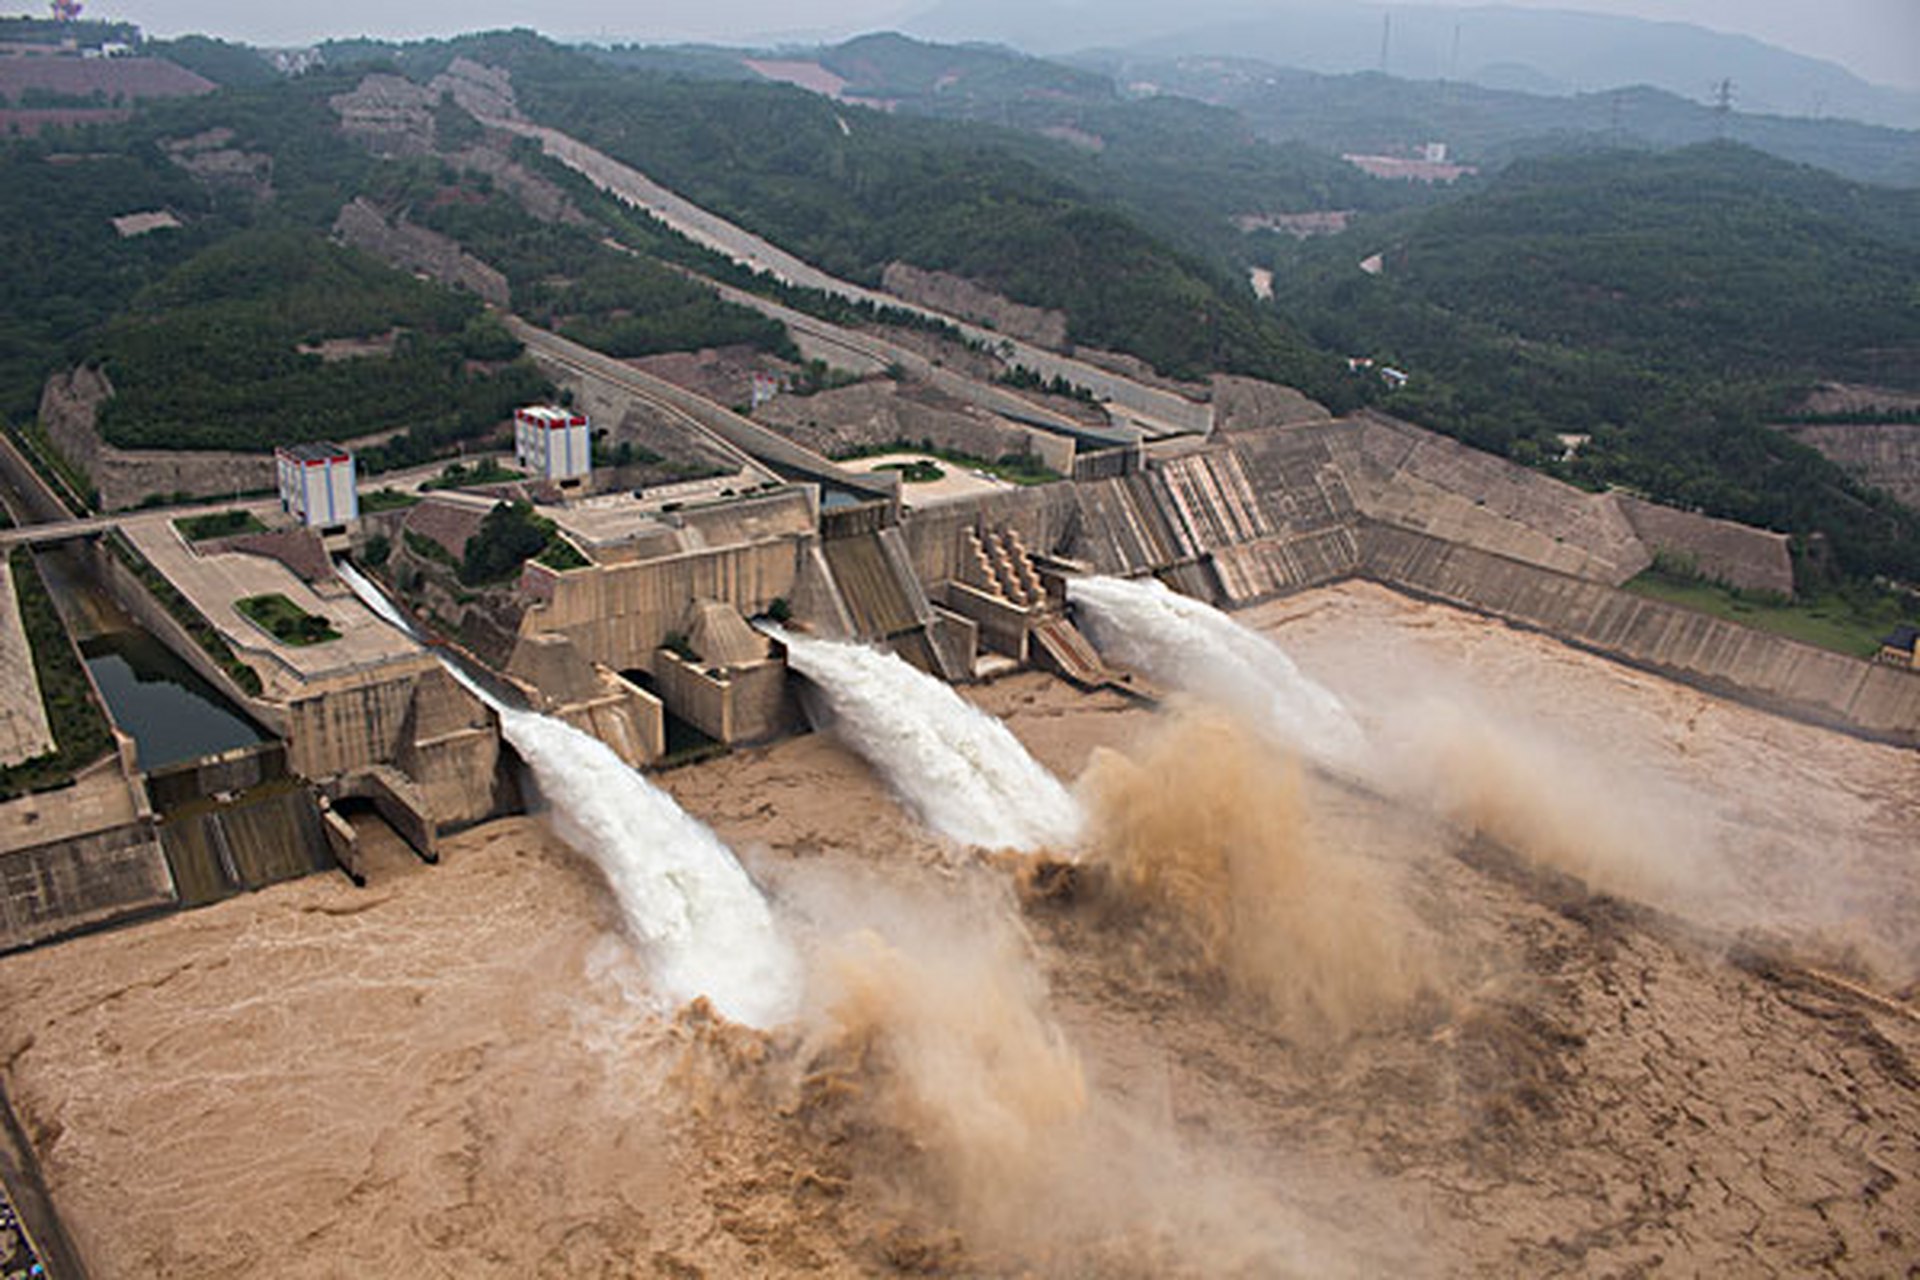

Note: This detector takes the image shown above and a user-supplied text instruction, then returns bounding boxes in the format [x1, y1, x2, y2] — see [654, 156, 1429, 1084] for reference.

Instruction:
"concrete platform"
[118, 510, 425, 701]
[854, 452, 1015, 507]
[0, 559, 53, 768]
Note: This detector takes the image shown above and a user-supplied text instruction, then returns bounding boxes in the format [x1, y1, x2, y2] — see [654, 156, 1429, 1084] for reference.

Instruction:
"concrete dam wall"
[1360, 524, 1920, 747]
[880, 412, 1917, 748]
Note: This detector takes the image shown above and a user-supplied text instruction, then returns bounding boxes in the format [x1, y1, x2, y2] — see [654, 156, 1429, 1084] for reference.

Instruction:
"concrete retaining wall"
[1329, 413, 1650, 585]
[528, 539, 803, 674]
[1616, 494, 1795, 595]
[39, 366, 273, 512]
[282, 660, 432, 782]
[1360, 523, 1920, 746]
[654, 652, 794, 745]
[1070, 473, 1199, 575]
[84, 537, 287, 738]
[1209, 528, 1360, 605]
[0, 820, 174, 952]
[898, 485, 1078, 588]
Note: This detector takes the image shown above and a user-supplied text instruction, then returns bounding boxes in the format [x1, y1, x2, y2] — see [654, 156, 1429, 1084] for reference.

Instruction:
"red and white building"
[514, 405, 591, 486]
[275, 441, 357, 529]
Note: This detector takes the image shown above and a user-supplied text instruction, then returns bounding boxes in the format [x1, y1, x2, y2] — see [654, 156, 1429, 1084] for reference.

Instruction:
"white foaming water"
[337, 559, 800, 1028]
[500, 705, 801, 1026]
[1067, 575, 1366, 770]
[765, 626, 1082, 852]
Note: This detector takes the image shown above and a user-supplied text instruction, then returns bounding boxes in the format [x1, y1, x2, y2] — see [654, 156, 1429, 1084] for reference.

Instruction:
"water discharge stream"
[763, 625, 1081, 852]
[336, 561, 799, 1027]
[1067, 574, 1365, 769]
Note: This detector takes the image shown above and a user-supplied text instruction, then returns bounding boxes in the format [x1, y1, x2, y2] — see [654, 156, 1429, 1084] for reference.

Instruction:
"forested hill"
[1277, 143, 1920, 578]
[1354, 145, 1919, 382]
[589, 32, 1428, 269]
[398, 33, 1342, 393]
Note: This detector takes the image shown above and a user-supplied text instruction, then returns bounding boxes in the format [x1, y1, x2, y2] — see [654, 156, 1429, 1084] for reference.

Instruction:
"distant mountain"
[1102, 57, 1920, 189]
[901, 0, 1920, 130]
[591, 32, 1426, 274]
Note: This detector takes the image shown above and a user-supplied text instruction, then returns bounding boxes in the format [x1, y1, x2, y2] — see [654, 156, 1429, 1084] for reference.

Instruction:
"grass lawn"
[359, 487, 420, 513]
[1623, 570, 1913, 659]
[236, 593, 340, 646]
[175, 509, 268, 542]
[422, 459, 524, 491]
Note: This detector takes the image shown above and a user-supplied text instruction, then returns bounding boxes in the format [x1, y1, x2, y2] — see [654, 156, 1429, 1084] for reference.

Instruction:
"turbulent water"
[764, 626, 1082, 852]
[337, 559, 799, 1027]
[1067, 575, 1365, 769]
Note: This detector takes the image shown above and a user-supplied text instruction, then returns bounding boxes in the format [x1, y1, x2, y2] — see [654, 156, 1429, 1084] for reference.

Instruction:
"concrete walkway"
[0, 559, 54, 768]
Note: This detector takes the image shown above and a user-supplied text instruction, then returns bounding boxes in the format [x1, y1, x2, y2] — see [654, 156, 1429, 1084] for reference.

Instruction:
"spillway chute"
[763, 624, 1082, 854]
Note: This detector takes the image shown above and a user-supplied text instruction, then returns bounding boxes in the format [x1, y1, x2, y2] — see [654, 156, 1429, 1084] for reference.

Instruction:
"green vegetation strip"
[0, 549, 115, 799]
[236, 594, 340, 647]
[1623, 567, 1915, 660]
[175, 509, 268, 542]
[875, 460, 946, 484]
[422, 459, 525, 491]
[8, 422, 95, 516]
[104, 531, 264, 696]
[358, 487, 419, 513]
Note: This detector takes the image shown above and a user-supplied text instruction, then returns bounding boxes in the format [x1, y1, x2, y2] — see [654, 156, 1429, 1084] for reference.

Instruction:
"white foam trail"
[337, 558, 800, 1027]
[500, 705, 801, 1026]
[1066, 575, 1366, 770]
[765, 625, 1082, 852]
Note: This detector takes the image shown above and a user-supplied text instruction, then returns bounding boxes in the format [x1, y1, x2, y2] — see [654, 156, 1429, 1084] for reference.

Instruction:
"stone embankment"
[1778, 422, 1920, 512]
[1358, 524, 1920, 747]
[38, 367, 270, 513]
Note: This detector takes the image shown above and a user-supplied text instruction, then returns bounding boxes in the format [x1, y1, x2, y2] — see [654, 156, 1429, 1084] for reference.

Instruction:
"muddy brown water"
[0, 582, 1913, 1276]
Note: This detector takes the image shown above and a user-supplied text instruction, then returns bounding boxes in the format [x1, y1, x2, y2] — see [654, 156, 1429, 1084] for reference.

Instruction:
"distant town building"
[515, 405, 591, 486]
[110, 209, 181, 238]
[1341, 152, 1477, 184]
[276, 441, 357, 529]
[1877, 624, 1918, 670]
[1556, 432, 1592, 461]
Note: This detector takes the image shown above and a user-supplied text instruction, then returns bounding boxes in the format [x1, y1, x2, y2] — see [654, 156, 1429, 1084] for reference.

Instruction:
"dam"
[1, 356, 1916, 959]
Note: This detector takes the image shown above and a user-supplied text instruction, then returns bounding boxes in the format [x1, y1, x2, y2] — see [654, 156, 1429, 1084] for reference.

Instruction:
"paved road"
[505, 318, 896, 502]
[483, 116, 1213, 440]
[695, 276, 1139, 449]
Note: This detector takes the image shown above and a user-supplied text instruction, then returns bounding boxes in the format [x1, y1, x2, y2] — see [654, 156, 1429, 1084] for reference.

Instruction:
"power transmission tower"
[1711, 78, 1734, 137]
[1379, 13, 1392, 75]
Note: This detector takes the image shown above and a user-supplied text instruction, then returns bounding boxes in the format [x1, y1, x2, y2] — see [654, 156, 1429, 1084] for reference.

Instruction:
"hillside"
[91, 229, 545, 456]
[403, 33, 1340, 390]
[0, 50, 796, 474]
[0, 141, 222, 423]
[1104, 56, 1920, 190]
[904, 0, 1920, 130]
[1276, 144, 1920, 578]
[798, 33, 1428, 264]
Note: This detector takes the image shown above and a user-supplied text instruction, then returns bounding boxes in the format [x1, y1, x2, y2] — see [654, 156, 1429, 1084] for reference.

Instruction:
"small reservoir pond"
[82, 630, 265, 771]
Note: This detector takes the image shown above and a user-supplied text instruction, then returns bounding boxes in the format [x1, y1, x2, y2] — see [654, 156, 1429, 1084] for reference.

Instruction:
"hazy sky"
[112, 0, 1920, 90]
